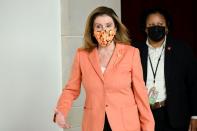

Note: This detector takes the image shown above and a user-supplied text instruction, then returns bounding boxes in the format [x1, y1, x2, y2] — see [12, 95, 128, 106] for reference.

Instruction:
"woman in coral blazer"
[54, 6, 154, 131]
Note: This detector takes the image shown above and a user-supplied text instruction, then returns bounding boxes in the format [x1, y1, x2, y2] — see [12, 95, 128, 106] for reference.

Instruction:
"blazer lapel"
[88, 48, 104, 82]
[88, 44, 124, 80]
[164, 38, 174, 89]
[138, 37, 173, 86]
[104, 43, 124, 75]
[140, 44, 148, 83]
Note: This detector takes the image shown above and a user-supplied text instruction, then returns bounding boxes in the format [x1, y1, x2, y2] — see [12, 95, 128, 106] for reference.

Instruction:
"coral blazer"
[56, 43, 154, 131]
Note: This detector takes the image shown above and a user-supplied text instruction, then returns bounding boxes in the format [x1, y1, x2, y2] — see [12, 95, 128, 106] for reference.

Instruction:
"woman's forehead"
[94, 15, 114, 24]
[146, 13, 166, 24]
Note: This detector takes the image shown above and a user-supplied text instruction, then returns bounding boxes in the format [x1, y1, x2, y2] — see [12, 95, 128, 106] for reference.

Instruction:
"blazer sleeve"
[56, 49, 82, 118]
[131, 48, 155, 131]
[185, 47, 197, 116]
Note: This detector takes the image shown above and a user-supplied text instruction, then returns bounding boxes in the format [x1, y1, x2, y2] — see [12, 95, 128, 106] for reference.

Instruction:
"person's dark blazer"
[133, 35, 197, 128]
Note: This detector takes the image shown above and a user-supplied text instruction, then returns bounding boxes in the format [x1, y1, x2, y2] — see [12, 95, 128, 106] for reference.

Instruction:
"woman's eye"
[96, 25, 102, 28]
[106, 23, 112, 28]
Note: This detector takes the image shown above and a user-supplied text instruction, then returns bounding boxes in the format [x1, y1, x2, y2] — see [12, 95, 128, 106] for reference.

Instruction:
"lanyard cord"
[148, 44, 165, 84]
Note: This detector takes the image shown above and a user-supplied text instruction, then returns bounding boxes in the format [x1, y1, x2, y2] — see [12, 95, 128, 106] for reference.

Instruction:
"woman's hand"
[55, 110, 71, 129]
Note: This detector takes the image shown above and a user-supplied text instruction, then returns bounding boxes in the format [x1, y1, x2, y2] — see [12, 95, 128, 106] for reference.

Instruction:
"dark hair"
[140, 7, 173, 32]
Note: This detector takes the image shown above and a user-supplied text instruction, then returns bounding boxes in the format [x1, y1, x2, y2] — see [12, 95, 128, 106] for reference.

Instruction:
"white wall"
[0, 0, 61, 131]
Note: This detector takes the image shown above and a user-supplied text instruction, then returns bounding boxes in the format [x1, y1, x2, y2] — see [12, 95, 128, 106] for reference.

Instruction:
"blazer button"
[105, 105, 108, 107]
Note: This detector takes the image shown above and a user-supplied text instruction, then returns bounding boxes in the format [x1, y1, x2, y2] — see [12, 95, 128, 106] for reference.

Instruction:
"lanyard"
[148, 45, 165, 85]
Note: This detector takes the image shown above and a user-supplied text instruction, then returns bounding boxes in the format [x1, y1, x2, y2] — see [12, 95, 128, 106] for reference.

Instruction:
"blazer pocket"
[122, 104, 140, 131]
[82, 106, 91, 130]
[83, 106, 93, 110]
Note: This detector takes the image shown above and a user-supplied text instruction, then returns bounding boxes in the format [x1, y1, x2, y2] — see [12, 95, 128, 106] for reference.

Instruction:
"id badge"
[148, 87, 159, 105]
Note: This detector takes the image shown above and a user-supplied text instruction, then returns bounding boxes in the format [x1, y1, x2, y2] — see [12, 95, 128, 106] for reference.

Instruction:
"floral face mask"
[94, 29, 116, 47]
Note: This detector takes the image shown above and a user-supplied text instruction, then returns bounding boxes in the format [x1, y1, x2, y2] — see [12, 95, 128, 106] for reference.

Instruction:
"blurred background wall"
[0, 0, 61, 130]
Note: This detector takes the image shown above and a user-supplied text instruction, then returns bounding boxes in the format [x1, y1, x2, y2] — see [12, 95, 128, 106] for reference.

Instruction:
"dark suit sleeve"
[185, 46, 197, 116]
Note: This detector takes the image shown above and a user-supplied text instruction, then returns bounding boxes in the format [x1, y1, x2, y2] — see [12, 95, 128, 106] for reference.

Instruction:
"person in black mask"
[133, 7, 197, 131]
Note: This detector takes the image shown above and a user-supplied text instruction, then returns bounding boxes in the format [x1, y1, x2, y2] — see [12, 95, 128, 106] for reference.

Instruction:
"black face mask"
[147, 26, 166, 42]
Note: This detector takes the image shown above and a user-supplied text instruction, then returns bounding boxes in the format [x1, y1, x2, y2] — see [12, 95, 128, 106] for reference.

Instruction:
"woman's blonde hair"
[82, 6, 131, 51]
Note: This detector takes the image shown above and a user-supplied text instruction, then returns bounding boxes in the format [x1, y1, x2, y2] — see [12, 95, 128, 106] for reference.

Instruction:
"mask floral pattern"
[94, 29, 116, 47]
